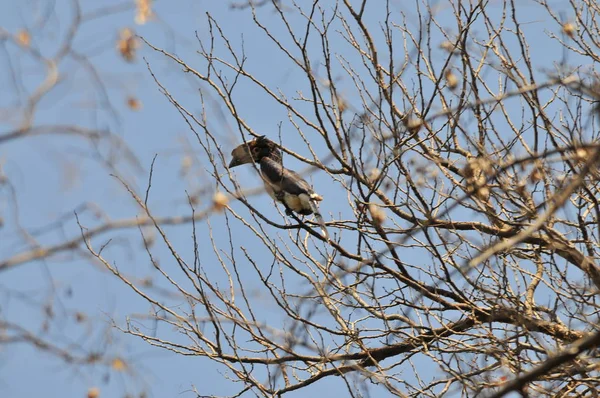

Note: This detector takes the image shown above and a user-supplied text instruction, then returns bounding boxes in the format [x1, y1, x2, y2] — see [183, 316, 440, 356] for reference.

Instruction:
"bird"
[229, 136, 329, 239]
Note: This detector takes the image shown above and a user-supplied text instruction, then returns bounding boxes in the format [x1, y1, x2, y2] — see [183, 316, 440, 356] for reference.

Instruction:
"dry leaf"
[141, 277, 153, 287]
[111, 357, 127, 371]
[464, 157, 492, 201]
[445, 69, 459, 90]
[439, 40, 460, 54]
[562, 22, 575, 38]
[213, 192, 229, 212]
[117, 28, 139, 62]
[337, 96, 348, 113]
[135, 0, 154, 25]
[180, 155, 193, 176]
[368, 168, 381, 183]
[126, 96, 142, 110]
[406, 117, 424, 134]
[74, 312, 86, 323]
[16, 29, 30, 47]
[87, 387, 100, 398]
[529, 167, 544, 183]
[309, 192, 323, 201]
[369, 203, 386, 226]
[575, 147, 588, 163]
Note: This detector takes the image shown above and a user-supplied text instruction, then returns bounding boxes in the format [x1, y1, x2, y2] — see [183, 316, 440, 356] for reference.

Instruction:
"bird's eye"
[252, 146, 260, 154]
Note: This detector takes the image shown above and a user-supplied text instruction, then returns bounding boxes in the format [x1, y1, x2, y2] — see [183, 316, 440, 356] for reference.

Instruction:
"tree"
[4, 0, 600, 397]
[0, 0, 197, 396]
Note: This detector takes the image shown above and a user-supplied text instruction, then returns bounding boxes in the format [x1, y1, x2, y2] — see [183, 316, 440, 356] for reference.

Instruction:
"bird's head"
[229, 136, 282, 168]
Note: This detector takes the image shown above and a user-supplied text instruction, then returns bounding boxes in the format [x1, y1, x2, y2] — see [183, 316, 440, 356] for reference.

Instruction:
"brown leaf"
[445, 69, 459, 90]
[126, 96, 142, 111]
[16, 29, 31, 47]
[117, 28, 139, 62]
[562, 22, 576, 38]
[135, 0, 155, 25]
[111, 357, 127, 371]
[369, 203, 386, 226]
[212, 192, 229, 212]
[87, 387, 100, 398]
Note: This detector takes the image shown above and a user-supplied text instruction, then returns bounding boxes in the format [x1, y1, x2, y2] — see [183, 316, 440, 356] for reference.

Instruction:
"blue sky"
[0, 0, 580, 397]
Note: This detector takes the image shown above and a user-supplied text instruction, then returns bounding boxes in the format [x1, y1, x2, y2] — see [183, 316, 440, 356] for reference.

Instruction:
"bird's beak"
[229, 143, 254, 168]
[228, 158, 241, 168]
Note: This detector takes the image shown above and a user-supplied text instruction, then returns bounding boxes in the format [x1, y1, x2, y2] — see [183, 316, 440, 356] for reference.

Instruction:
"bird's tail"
[309, 193, 329, 240]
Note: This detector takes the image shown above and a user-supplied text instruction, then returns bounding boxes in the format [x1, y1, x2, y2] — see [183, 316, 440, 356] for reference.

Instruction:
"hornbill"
[229, 136, 328, 239]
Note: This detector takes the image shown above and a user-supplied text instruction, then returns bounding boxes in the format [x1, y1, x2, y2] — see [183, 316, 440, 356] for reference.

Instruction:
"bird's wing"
[260, 159, 329, 240]
[260, 158, 311, 195]
[280, 169, 314, 195]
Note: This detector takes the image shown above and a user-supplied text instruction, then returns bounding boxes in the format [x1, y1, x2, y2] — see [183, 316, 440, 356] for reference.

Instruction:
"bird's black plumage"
[229, 136, 328, 238]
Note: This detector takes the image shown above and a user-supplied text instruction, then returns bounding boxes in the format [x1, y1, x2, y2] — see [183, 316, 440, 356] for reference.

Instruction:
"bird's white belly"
[284, 193, 312, 214]
[282, 193, 302, 211]
[263, 180, 312, 214]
